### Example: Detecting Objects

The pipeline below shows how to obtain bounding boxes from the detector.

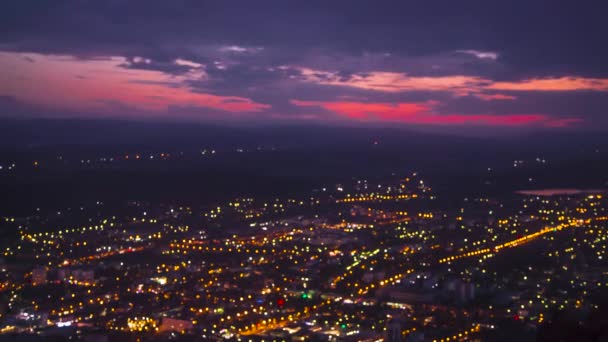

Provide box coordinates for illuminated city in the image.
[2,1,608,341]
[1,156,608,341]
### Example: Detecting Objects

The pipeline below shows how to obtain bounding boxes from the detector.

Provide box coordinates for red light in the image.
[513,315,520,321]
[277,298,285,307]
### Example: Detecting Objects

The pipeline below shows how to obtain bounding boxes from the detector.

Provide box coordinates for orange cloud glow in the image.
[298,68,487,95]
[488,77,608,92]
[297,67,608,96]
[474,93,517,101]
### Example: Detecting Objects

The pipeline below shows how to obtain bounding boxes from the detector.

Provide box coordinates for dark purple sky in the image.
[1,1,607,133]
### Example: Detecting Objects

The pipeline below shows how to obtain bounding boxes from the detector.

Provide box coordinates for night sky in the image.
[1,1,607,133]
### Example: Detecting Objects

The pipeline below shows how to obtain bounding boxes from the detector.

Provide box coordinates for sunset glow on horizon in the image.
[1,1,607,131]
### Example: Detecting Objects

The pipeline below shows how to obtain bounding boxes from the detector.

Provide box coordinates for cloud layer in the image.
[0,1,607,131]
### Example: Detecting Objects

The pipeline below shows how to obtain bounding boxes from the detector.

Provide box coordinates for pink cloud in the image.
[290,100,433,120]
[0,52,269,114]
[544,117,585,127]
[411,114,546,126]
[291,99,581,127]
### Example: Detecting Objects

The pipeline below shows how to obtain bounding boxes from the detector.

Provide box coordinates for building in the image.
[58,268,95,283]
[386,318,404,342]
[31,267,47,285]
[457,282,475,302]
[158,318,193,333]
